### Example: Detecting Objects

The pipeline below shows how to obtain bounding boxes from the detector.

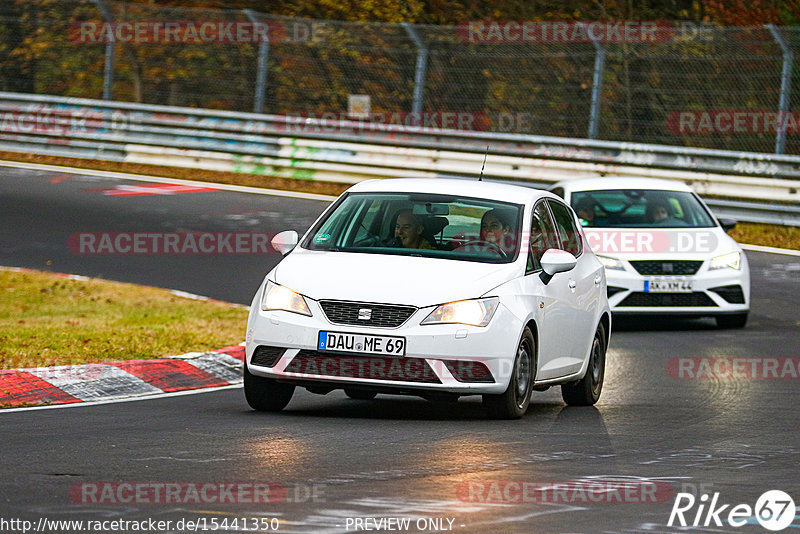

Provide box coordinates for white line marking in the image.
[169,289,248,308]
[0,383,242,414]
[171,289,209,301]
[742,243,800,257]
[0,159,337,202]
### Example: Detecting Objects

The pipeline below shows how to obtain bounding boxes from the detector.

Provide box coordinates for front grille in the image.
[442,360,494,383]
[251,345,285,368]
[607,286,626,298]
[618,292,717,307]
[710,284,746,304]
[284,350,441,383]
[630,260,703,276]
[319,300,416,328]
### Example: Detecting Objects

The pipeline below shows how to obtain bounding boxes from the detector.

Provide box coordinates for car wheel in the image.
[483,326,535,419]
[344,388,378,400]
[715,312,748,329]
[562,323,605,406]
[244,364,295,412]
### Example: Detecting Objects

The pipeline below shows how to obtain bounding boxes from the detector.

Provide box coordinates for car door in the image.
[521,200,578,381]
[547,199,602,365]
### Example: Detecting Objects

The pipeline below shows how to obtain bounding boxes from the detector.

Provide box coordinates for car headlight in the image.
[710,251,741,270]
[597,255,625,270]
[421,297,499,327]
[260,281,312,316]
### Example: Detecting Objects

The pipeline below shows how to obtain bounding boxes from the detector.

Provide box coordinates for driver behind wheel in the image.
[394,209,434,249]
[480,208,516,254]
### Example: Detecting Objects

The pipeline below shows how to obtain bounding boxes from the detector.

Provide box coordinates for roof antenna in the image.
[479,145,489,181]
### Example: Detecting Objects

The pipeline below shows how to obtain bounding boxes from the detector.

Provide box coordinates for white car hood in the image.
[273,249,521,307]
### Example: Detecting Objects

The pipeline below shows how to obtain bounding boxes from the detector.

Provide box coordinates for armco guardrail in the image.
[1,91,799,225]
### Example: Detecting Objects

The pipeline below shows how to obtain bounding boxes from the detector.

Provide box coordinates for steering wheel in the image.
[452,240,506,257]
[353,233,382,247]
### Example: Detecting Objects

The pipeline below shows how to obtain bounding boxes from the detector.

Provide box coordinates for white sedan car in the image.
[549,177,750,328]
[245,178,611,419]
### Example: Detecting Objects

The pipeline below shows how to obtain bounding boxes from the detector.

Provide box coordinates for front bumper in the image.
[246,298,523,395]
[605,261,749,315]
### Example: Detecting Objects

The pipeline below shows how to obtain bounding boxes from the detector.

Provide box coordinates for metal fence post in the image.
[401,23,428,115]
[244,10,269,114]
[92,0,115,100]
[588,39,606,140]
[767,25,793,155]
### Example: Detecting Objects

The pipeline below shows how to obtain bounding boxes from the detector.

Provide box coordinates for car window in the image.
[302,192,524,264]
[527,201,558,271]
[570,189,716,228]
[352,200,385,242]
[547,200,583,256]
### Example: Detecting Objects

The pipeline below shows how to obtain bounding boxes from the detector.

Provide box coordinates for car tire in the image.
[483,326,535,420]
[715,312,748,329]
[344,388,378,400]
[244,364,295,412]
[561,323,606,406]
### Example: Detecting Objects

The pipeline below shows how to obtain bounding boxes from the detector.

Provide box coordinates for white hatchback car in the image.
[245,178,611,419]
[549,177,750,328]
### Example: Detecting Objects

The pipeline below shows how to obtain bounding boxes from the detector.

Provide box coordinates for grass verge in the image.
[0,269,248,369]
[730,222,800,251]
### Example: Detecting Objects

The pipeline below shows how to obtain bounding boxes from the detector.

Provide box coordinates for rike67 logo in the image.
[669,490,796,531]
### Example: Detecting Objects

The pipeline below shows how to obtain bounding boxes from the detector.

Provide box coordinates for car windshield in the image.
[571,189,716,228]
[302,192,523,263]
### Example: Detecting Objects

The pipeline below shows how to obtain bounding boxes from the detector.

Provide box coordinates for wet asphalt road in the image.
[1,165,799,533]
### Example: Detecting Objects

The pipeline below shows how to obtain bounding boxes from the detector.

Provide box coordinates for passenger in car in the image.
[480,208,515,254]
[646,200,672,223]
[394,209,434,249]
[575,198,597,226]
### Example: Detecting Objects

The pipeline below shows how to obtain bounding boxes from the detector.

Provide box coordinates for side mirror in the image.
[271,230,298,256]
[718,218,737,233]
[539,249,577,284]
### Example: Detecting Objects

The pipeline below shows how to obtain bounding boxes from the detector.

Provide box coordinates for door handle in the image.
[568,280,577,289]
[594,275,602,285]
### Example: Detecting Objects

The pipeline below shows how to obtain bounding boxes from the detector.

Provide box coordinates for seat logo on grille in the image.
[663,263,674,273]
[358,308,372,320]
